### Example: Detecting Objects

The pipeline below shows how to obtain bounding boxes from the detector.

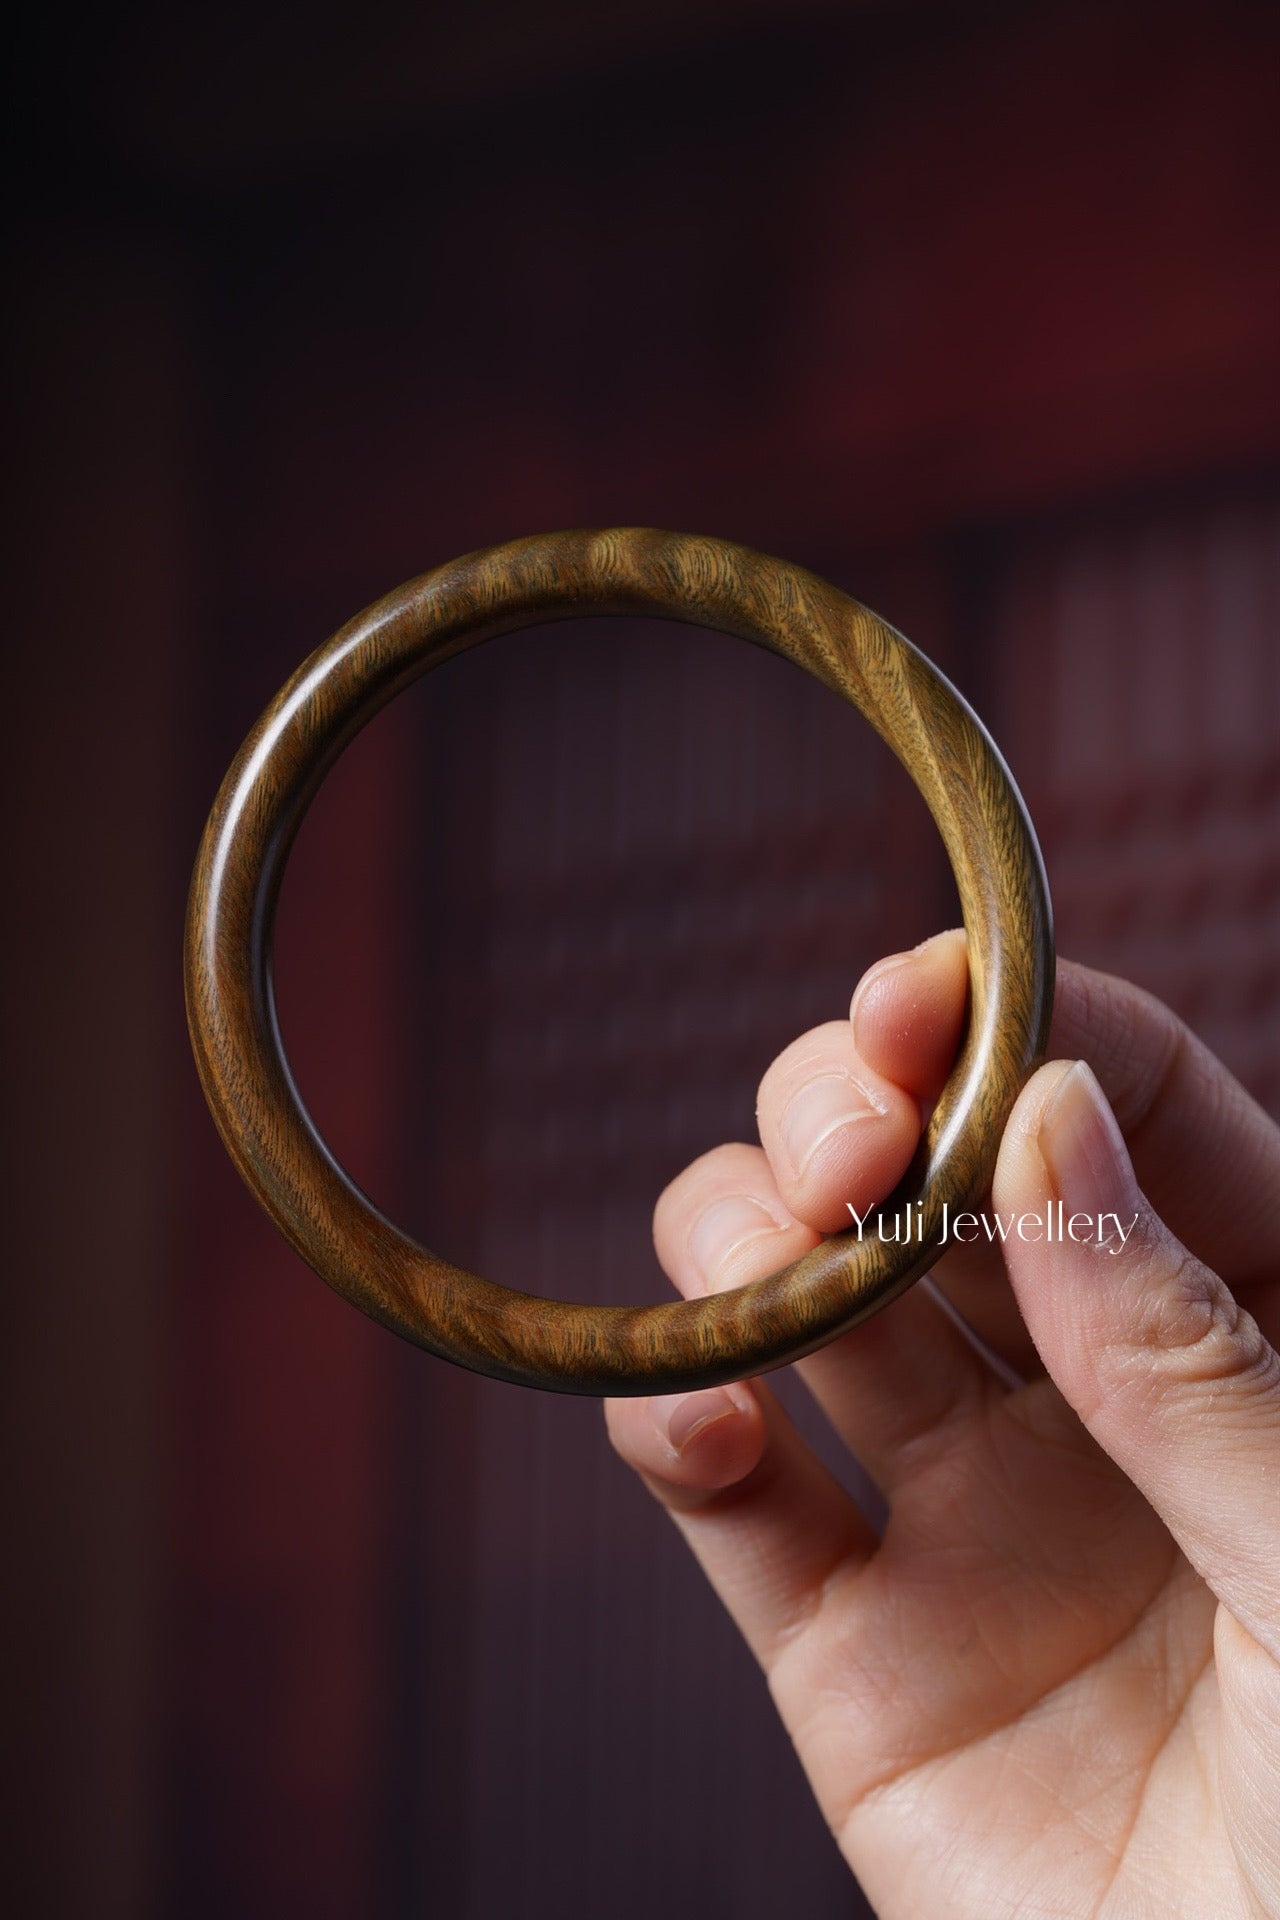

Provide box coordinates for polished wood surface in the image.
[184,529,1054,1394]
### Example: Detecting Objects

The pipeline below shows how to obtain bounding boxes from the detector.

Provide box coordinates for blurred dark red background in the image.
[6,2,1278,1915]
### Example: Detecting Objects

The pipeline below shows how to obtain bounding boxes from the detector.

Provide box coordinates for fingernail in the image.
[780,1072,885,1178]
[688,1194,788,1287]
[652,1388,746,1455]
[850,948,915,1039]
[1039,1061,1142,1226]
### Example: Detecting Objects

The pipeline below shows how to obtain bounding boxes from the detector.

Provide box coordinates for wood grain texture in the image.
[184,529,1054,1395]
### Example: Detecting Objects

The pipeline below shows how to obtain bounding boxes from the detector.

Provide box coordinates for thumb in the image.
[993,1058,1280,1658]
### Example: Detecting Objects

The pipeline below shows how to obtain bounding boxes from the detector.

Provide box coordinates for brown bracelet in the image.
[184,528,1054,1396]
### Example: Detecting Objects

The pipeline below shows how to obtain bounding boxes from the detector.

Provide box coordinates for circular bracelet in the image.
[184,528,1053,1395]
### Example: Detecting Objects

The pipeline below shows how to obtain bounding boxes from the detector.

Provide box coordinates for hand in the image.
[605,932,1280,1918]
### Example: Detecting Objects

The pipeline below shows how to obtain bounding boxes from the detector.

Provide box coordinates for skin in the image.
[605,931,1280,1919]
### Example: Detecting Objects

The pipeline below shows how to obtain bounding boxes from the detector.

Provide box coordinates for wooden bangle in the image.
[185,529,1054,1396]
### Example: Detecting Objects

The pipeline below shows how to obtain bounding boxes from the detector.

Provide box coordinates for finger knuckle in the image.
[1117,1243,1276,1399]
